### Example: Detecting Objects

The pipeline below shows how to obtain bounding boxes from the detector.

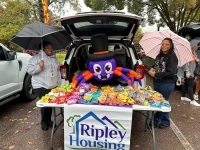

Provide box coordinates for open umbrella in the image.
[139,30,193,67]
[190,37,200,48]
[9,22,72,59]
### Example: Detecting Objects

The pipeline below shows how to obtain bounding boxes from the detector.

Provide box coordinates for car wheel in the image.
[21,74,37,102]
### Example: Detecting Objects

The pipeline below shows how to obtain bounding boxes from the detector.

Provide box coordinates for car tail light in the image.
[60,65,67,79]
[136,65,145,79]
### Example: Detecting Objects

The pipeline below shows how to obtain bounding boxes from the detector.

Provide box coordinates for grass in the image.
[56,53,66,64]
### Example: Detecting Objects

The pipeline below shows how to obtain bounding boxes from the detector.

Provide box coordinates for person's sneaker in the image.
[194,94,198,100]
[181,97,191,101]
[190,100,200,106]
[41,121,48,131]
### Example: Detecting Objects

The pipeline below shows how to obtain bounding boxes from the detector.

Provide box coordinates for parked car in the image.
[56,11,146,88]
[178,23,200,38]
[136,49,145,58]
[0,43,37,106]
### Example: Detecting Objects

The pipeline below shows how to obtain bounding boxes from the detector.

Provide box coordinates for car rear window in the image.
[62,16,137,37]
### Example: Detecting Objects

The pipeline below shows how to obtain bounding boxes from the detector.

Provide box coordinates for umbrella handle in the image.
[41,39,43,60]
[41,50,44,61]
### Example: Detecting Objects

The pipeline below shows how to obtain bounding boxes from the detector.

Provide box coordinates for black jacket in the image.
[153,50,178,83]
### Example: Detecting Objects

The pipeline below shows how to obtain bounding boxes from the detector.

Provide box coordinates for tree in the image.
[0,0,32,47]
[133,28,143,46]
[48,0,81,16]
[84,0,200,32]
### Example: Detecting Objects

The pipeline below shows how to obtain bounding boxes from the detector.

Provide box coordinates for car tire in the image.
[21,74,37,102]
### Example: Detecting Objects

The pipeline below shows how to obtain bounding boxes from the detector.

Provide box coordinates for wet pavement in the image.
[0,75,200,150]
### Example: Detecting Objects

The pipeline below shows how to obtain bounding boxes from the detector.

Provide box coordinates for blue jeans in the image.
[153,81,175,126]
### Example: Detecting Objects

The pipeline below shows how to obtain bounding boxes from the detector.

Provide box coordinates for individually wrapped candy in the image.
[107,92,118,105]
[67,95,81,105]
[114,85,124,92]
[151,92,163,102]
[162,100,171,108]
[101,86,113,93]
[149,101,162,108]
[78,99,91,104]
[48,97,58,103]
[121,88,131,97]
[128,90,137,99]
[126,97,135,105]
[143,100,150,106]
[56,96,66,104]
[83,93,93,100]
[78,83,91,90]
[134,93,146,105]
[98,92,108,105]
[40,94,50,103]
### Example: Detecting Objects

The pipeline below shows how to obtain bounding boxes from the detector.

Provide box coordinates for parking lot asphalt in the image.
[0,75,200,150]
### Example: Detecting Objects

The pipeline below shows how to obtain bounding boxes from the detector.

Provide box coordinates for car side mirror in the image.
[7,50,16,60]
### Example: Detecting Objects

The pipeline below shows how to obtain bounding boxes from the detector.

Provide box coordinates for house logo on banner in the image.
[66,111,127,150]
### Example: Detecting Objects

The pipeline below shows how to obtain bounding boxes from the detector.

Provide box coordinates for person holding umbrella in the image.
[27,41,61,130]
[148,38,178,129]
[180,43,200,106]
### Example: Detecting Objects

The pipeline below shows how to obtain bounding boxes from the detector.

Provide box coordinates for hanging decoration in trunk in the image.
[72,33,142,87]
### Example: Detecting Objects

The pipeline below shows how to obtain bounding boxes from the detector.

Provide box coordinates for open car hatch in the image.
[56,11,144,41]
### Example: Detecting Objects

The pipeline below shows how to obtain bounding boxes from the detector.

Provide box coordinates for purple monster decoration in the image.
[72,33,142,87]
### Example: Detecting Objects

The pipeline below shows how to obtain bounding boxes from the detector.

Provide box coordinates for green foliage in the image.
[0,0,32,46]
[133,28,143,45]
[84,0,200,32]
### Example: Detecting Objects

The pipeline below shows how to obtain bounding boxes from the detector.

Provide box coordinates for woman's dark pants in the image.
[153,81,175,127]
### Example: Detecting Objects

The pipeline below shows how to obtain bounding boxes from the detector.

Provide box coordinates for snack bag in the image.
[40,94,50,103]
[162,100,171,108]
[107,92,118,105]
[90,91,101,104]
[151,92,163,102]
[114,85,124,92]
[143,100,150,106]
[149,101,162,108]
[83,93,93,100]
[134,93,146,105]
[98,92,108,105]
[128,90,137,99]
[48,97,58,103]
[56,96,66,104]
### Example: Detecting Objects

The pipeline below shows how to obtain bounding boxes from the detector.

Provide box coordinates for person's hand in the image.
[148,69,156,77]
[39,60,44,68]
[186,73,191,78]
[149,68,155,72]
[194,56,199,62]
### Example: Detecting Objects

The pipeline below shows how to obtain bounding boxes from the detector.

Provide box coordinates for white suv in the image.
[0,43,36,106]
[57,11,146,88]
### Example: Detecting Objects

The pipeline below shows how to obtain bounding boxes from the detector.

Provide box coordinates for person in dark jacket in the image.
[148,38,178,129]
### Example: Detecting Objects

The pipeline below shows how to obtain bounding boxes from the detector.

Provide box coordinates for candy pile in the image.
[39,83,170,108]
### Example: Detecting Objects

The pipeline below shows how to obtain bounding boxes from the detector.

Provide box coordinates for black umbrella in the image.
[178,23,200,38]
[9,22,72,51]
